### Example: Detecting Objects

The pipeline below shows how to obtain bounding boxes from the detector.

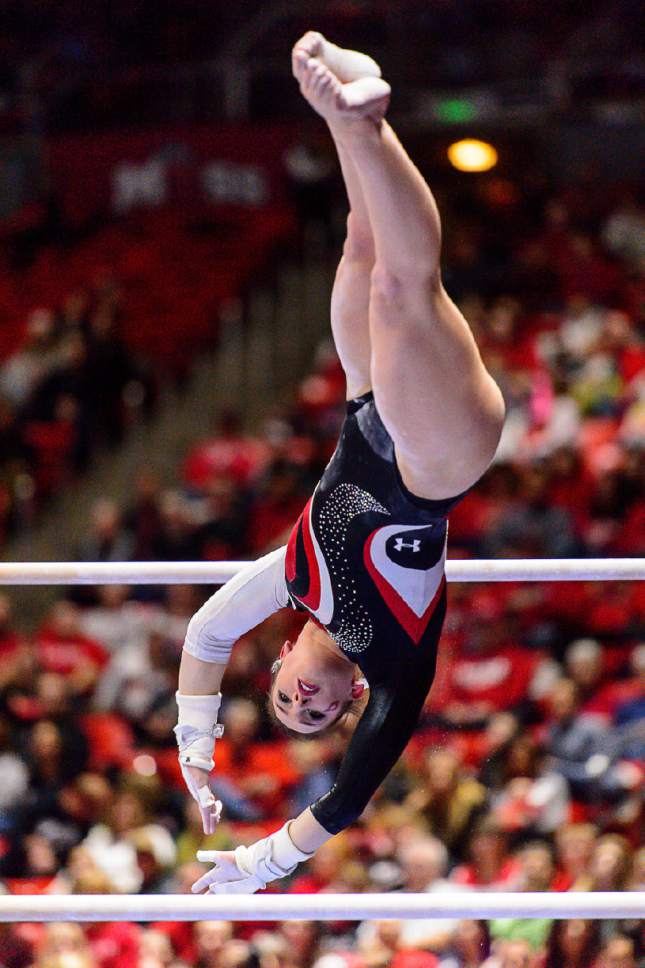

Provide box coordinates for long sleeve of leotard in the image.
[310,623,444,835]
[183,546,289,664]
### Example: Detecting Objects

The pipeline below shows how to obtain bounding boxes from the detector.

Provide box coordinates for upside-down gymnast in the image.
[174,31,506,895]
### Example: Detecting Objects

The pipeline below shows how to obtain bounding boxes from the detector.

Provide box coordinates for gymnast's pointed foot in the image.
[293,30,382,82]
[292,31,391,124]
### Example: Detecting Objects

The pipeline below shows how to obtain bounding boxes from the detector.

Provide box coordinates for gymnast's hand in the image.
[174,691,224,835]
[182,764,222,836]
[192,822,314,895]
[191,849,264,895]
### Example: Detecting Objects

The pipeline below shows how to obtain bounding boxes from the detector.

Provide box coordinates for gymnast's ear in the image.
[279,640,294,659]
[350,679,365,700]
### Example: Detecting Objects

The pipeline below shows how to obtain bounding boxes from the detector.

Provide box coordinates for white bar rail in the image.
[0,891,643,922]
[0,558,642,585]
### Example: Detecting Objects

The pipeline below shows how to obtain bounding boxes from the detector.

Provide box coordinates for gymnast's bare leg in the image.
[293,33,505,500]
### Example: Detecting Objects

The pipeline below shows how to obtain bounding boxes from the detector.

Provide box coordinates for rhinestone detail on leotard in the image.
[318,483,389,653]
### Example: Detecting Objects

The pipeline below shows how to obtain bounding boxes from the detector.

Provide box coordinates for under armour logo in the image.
[394,538,421,553]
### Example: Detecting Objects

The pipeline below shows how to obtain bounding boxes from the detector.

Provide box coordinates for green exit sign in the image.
[434,98,477,123]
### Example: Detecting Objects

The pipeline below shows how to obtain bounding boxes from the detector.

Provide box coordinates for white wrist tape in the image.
[235,822,314,886]
[272,821,315,869]
[174,691,224,772]
[176,691,222,729]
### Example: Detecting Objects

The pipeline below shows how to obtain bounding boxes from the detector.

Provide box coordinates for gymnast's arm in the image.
[179,545,289,688]
[188,556,447,888]
[190,649,441,893]
[289,647,441,853]
[176,546,289,831]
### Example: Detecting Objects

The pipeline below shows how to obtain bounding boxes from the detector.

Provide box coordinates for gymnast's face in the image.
[271,622,363,734]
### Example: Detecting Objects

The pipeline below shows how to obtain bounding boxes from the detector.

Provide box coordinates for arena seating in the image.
[0,203,295,541]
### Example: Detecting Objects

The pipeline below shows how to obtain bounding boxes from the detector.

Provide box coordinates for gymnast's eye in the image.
[278,691,290,704]
[308,710,325,722]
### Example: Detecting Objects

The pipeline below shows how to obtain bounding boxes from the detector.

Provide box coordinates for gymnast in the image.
[175,31,505,894]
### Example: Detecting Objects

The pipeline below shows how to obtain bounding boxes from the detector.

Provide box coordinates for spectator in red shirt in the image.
[546,447,594,534]
[245,459,307,552]
[183,410,270,491]
[0,925,33,968]
[35,601,108,694]
[67,865,143,968]
[86,920,142,968]
[23,393,79,497]
[556,234,620,303]
[358,921,439,968]
[429,598,546,727]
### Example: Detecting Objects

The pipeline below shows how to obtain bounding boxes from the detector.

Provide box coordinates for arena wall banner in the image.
[46,124,297,225]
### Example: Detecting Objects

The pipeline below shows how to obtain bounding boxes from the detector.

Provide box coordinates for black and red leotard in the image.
[284,391,463,832]
[184,391,464,834]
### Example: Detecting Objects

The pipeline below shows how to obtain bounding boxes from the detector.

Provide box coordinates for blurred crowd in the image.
[0,0,641,131]
[0,203,295,547]
[0,166,643,967]
[0,286,154,542]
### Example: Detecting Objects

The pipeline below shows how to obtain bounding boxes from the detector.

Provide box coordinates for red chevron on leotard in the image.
[363,528,446,645]
[285,497,321,612]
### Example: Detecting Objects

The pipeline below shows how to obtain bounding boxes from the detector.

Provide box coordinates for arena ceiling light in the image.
[447,138,498,172]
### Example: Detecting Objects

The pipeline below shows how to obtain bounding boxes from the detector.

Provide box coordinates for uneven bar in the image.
[0,892,643,923]
[0,558,642,585]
